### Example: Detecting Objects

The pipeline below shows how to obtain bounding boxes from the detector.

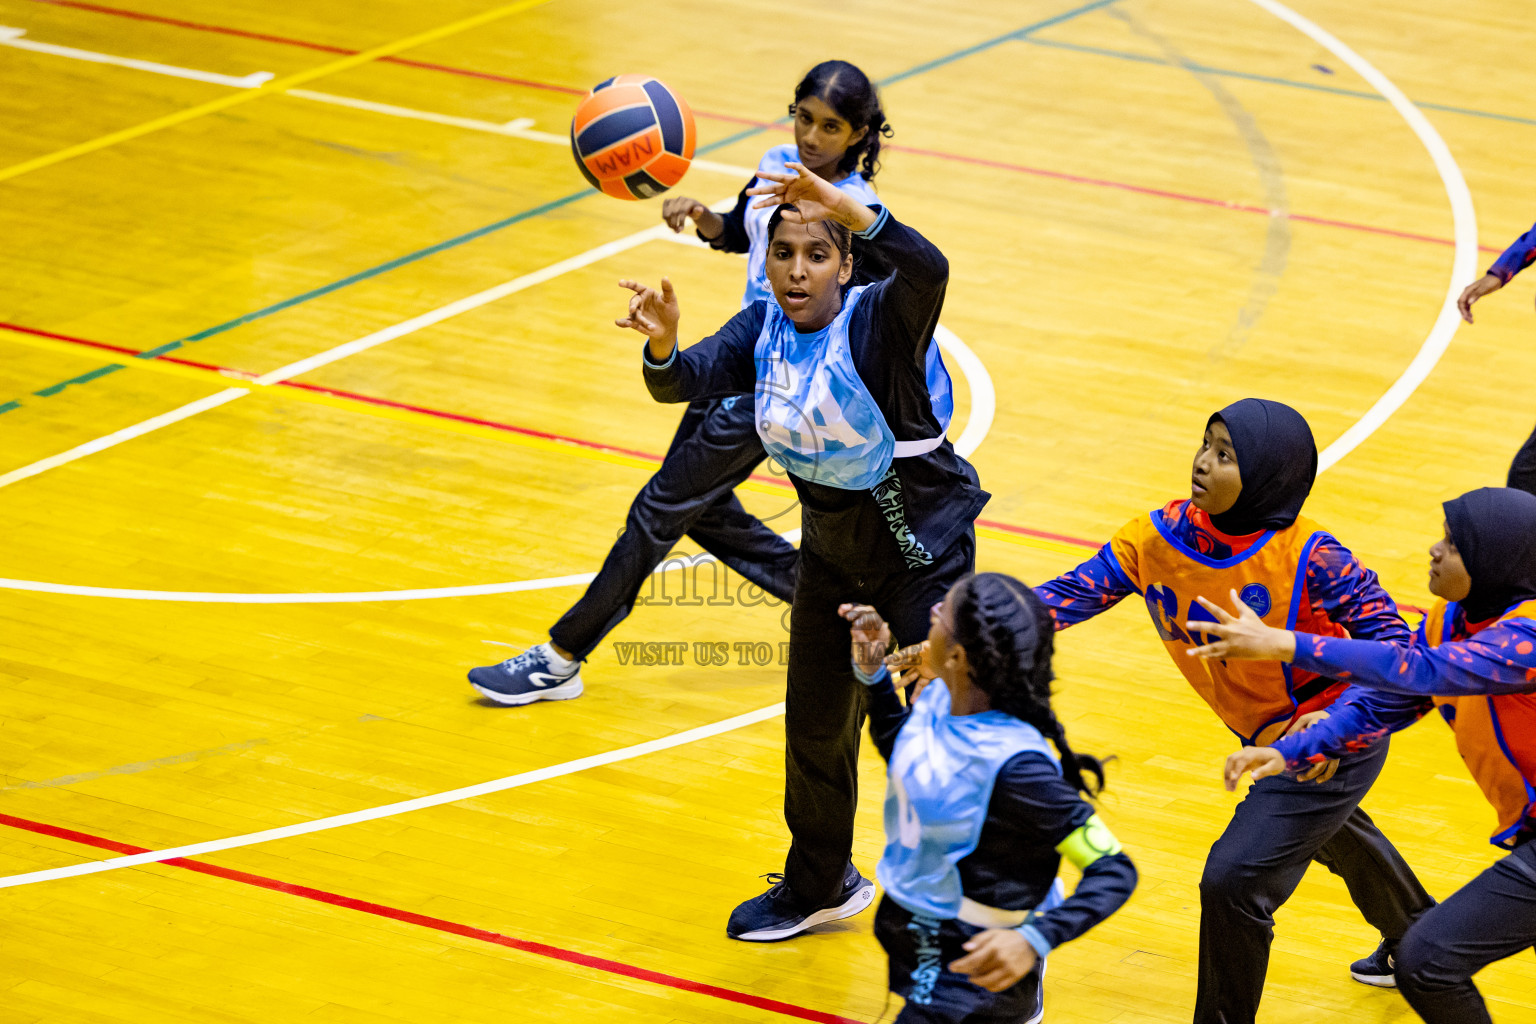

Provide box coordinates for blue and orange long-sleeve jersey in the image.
[1490,222,1536,285]
[1036,499,1409,743]
[1274,600,1536,846]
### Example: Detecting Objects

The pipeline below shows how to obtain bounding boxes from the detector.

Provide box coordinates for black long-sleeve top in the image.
[867,675,1138,952]
[643,211,989,571]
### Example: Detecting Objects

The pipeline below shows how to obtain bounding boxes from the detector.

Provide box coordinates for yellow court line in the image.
[0,0,555,184]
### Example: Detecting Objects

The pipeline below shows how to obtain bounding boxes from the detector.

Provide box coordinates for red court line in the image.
[24,0,1502,255]
[0,318,1444,614]
[0,813,864,1024]
[0,320,1101,550]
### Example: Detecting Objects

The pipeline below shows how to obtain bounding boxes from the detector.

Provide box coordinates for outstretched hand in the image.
[1184,591,1297,663]
[745,162,876,232]
[616,277,680,356]
[1457,273,1503,323]
[840,603,891,679]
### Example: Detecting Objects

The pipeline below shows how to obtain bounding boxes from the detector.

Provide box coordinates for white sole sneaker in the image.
[472,676,583,706]
[734,880,875,941]
[1350,970,1397,988]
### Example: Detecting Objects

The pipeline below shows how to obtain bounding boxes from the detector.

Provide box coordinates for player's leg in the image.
[1310,796,1436,986]
[1194,741,1398,1024]
[469,400,782,704]
[728,543,872,940]
[1395,840,1536,1023]
[678,398,798,602]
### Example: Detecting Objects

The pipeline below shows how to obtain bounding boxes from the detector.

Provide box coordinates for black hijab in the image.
[1443,487,1536,622]
[1206,398,1318,535]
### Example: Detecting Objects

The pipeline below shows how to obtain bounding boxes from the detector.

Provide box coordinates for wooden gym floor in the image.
[1,0,1534,1020]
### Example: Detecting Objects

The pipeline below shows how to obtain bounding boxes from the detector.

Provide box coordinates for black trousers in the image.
[1195,739,1435,1024]
[875,896,1044,1024]
[1396,839,1536,1023]
[549,399,799,660]
[1508,421,1536,497]
[782,529,975,907]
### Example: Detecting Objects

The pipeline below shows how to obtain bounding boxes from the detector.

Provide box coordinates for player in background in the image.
[1201,487,1536,1024]
[843,574,1136,1023]
[1032,398,1434,1023]
[1457,221,1536,495]
[467,60,950,705]
[623,163,985,940]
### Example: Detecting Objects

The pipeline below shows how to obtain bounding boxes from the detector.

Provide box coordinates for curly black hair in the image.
[789,60,893,183]
[950,572,1108,797]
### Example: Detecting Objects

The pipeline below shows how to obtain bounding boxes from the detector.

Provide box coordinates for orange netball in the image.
[570,74,696,200]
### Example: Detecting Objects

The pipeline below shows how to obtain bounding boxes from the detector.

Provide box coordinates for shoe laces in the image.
[760,872,790,897]
[490,646,541,670]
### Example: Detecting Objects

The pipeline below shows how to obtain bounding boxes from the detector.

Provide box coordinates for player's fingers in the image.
[1192,595,1230,622]
[660,276,675,300]
[617,278,646,294]
[885,643,924,670]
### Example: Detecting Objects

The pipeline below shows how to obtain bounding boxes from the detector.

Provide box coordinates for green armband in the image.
[1055,814,1122,869]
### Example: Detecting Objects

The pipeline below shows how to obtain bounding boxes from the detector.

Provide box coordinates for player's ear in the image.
[837,252,854,286]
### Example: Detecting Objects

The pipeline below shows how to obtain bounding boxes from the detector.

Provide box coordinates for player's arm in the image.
[1227,687,1432,787]
[1034,541,1138,631]
[1459,220,1536,322]
[949,757,1136,993]
[1304,536,1411,643]
[631,291,762,403]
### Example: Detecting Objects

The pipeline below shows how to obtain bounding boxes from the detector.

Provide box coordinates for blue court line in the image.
[2,0,1116,414]
[1023,37,1536,128]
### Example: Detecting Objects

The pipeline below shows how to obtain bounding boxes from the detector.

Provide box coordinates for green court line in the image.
[1,0,1118,416]
[1023,36,1536,128]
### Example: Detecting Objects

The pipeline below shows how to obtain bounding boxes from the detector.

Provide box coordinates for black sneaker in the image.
[1350,939,1397,988]
[726,863,874,941]
[467,643,582,706]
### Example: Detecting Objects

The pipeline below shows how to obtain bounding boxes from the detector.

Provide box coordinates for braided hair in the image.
[950,573,1108,797]
[789,60,893,183]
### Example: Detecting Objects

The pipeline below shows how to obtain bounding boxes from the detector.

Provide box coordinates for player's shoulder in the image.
[756,144,800,177]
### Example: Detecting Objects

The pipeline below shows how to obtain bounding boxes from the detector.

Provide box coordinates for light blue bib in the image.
[741,145,952,435]
[754,286,943,489]
[877,680,1060,921]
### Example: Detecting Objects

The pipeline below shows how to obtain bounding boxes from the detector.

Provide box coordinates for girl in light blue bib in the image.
[842,574,1137,1023]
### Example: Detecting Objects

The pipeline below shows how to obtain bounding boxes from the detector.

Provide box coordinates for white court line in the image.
[0,27,756,180]
[0,215,732,492]
[0,320,989,600]
[0,3,1476,893]
[0,702,786,890]
[1243,0,1476,471]
[287,89,756,180]
[0,26,273,88]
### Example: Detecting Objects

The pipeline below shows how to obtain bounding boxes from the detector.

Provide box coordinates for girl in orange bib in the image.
[1034,398,1434,1024]
[1209,487,1536,1023]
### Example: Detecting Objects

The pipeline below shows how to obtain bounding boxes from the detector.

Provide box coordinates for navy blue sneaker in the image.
[468,643,582,706]
[1350,939,1397,987]
[726,863,874,941]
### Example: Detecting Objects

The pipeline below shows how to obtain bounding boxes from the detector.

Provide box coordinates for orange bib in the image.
[1426,599,1536,848]
[1110,510,1348,744]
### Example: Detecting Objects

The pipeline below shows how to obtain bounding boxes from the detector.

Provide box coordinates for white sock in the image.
[542,643,575,671]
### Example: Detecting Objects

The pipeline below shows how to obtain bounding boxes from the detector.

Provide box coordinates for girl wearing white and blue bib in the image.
[627,164,989,940]
[842,574,1136,1022]
[467,61,949,706]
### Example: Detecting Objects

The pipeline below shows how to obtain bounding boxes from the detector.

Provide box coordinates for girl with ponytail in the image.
[840,573,1136,1022]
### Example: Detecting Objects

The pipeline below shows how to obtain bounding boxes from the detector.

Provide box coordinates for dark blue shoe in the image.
[1350,939,1397,988]
[468,643,582,706]
[726,862,874,941]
